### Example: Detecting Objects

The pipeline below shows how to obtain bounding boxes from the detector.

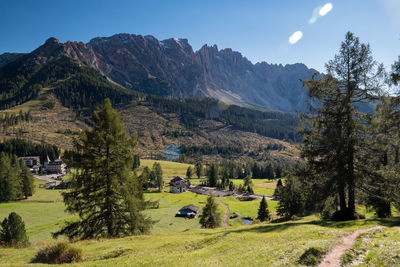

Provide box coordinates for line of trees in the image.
[138,162,163,192]
[0,138,60,163]
[190,160,292,182]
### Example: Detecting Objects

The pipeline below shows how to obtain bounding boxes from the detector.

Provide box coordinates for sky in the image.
[1,0,399,71]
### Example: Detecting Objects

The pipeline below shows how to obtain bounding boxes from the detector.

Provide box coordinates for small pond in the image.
[242,219,253,225]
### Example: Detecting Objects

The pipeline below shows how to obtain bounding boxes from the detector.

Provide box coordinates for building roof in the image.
[170,176,185,184]
[180,204,200,213]
[19,156,40,160]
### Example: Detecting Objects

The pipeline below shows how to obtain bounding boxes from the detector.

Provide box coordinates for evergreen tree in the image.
[276,175,305,218]
[265,164,275,180]
[244,175,252,187]
[19,162,34,198]
[257,196,270,222]
[132,155,140,170]
[0,153,20,201]
[199,196,221,228]
[274,179,283,199]
[229,181,235,191]
[186,166,193,179]
[0,212,29,247]
[152,162,163,192]
[246,185,254,194]
[275,165,282,179]
[53,99,154,240]
[207,164,219,187]
[300,32,383,220]
[138,166,151,190]
[195,162,203,179]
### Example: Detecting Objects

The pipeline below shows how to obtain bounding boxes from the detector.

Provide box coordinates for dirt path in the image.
[318,226,383,267]
[217,198,230,227]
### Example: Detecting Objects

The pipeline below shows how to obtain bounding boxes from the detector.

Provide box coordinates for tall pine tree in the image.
[54,99,154,240]
[301,32,383,220]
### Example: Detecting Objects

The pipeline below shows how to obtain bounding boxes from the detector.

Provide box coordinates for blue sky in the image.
[1,0,399,71]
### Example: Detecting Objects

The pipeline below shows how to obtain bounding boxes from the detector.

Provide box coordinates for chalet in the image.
[177,204,200,218]
[170,176,188,193]
[44,156,66,174]
[19,156,41,172]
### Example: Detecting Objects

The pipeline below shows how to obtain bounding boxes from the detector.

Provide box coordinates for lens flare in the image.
[289,31,303,44]
[319,3,333,16]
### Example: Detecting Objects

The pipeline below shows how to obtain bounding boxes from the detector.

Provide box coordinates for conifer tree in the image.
[257,196,270,222]
[132,155,140,170]
[152,162,163,192]
[195,162,203,179]
[0,153,20,201]
[246,185,254,194]
[0,212,29,247]
[19,162,34,199]
[301,32,383,220]
[199,195,221,228]
[207,164,218,187]
[186,166,193,179]
[244,175,252,187]
[54,99,154,240]
[275,165,282,179]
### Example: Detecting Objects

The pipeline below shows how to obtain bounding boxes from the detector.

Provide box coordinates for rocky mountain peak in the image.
[0,33,318,112]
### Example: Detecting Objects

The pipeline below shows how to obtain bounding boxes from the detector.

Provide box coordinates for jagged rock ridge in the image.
[0,34,318,112]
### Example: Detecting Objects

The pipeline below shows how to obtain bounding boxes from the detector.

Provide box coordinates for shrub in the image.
[298,247,323,266]
[31,242,83,264]
[0,212,29,247]
[42,101,55,110]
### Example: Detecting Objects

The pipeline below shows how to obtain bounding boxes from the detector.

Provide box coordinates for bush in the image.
[31,242,83,264]
[0,212,29,247]
[298,247,323,266]
[42,101,55,110]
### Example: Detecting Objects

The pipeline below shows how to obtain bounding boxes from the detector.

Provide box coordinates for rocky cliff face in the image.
[1,34,318,112]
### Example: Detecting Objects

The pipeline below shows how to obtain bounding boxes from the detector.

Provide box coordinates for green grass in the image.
[3,217,399,266]
[1,167,399,266]
[221,197,279,220]
[0,202,74,242]
[341,227,400,266]
[21,179,64,202]
[139,159,194,177]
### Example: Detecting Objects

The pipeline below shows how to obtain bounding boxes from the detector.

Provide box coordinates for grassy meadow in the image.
[0,159,399,266]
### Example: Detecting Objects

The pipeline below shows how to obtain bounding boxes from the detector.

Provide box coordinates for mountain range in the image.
[0,33,317,112]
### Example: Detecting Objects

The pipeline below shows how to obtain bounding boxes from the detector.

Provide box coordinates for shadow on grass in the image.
[219,216,400,235]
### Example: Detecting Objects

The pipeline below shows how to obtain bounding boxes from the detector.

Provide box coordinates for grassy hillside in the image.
[0,216,398,266]
[0,90,300,163]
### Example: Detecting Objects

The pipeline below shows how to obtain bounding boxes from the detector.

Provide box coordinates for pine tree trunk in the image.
[347,148,356,216]
[105,146,113,237]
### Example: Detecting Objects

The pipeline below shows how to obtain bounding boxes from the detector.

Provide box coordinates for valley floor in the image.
[0,160,399,266]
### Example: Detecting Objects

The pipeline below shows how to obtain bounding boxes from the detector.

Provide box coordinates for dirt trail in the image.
[217,198,230,227]
[318,226,383,267]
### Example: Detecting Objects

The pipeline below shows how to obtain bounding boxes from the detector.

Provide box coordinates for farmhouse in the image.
[170,176,188,193]
[177,204,200,218]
